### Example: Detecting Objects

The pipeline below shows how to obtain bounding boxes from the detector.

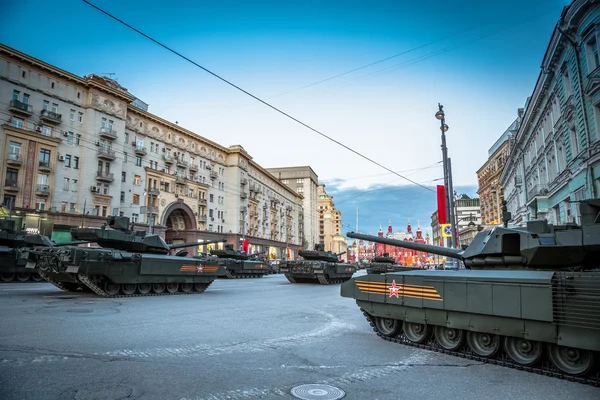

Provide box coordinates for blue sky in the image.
[0,0,571,238]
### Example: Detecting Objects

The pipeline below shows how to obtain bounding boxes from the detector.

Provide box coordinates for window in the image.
[209,194,214,202]
[70,109,75,121]
[6,168,18,185]
[36,201,46,211]
[71,179,78,192]
[3,195,16,208]
[570,127,579,157]
[563,69,572,98]
[133,194,140,205]
[43,100,49,110]
[296,178,303,184]
[133,175,141,185]
[11,117,23,129]
[101,117,107,128]
[102,183,109,195]
[64,155,71,167]
[66,131,74,144]
[39,149,50,165]
[124,132,129,144]
[297,186,304,193]
[108,119,113,129]
[120,191,125,203]
[63,177,70,191]
[9,141,21,157]
[102,206,108,217]
[122,171,126,182]
[22,93,29,104]
[123,152,128,163]
[136,156,142,166]
[73,156,79,169]
[12,90,19,100]
[42,125,52,137]
[51,103,58,113]
[78,112,83,123]
[282,179,289,184]
[586,36,600,72]
[75,134,81,145]
[132,213,139,223]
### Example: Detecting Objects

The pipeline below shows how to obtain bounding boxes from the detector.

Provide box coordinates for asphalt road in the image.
[1,271,598,400]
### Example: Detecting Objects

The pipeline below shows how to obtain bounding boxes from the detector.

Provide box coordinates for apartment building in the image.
[500,0,600,226]
[265,166,319,249]
[0,44,303,257]
[317,184,347,260]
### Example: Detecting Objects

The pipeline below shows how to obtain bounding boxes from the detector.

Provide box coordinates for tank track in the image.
[223,270,266,279]
[360,308,600,387]
[284,274,296,283]
[317,274,352,285]
[76,273,213,298]
[37,270,81,292]
[0,271,44,283]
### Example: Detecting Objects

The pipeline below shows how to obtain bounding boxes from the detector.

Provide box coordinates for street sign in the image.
[441,224,452,238]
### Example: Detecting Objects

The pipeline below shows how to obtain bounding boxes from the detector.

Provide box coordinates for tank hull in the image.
[217,259,269,278]
[0,253,43,282]
[281,260,356,284]
[25,247,226,297]
[341,269,600,383]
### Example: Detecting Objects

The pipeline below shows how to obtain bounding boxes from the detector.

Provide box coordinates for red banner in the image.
[242,239,249,253]
[437,185,447,224]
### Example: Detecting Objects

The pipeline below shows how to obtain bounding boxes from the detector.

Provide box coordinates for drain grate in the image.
[290,384,345,400]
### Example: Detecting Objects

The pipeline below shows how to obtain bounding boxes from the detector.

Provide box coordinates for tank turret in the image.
[0,219,87,248]
[210,243,254,260]
[347,199,600,271]
[371,252,395,264]
[69,216,210,254]
[298,243,346,263]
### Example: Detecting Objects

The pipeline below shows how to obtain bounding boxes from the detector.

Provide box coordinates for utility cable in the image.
[82,0,435,193]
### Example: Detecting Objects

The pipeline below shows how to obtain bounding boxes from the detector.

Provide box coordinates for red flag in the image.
[242,239,249,253]
[437,185,447,224]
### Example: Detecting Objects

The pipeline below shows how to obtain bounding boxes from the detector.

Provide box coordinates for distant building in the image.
[316,184,347,260]
[500,0,600,226]
[477,116,520,225]
[430,210,441,246]
[454,194,481,232]
[266,166,319,249]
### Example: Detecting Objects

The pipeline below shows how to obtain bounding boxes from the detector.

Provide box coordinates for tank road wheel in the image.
[403,322,432,344]
[194,283,208,293]
[435,326,465,351]
[121,284,137,295]
[137,283,151,294]
[152,283,166,294]
[104,281,120,296]
[166,283,179,293]
[504,337,543,366]
[467,332,501,357]
[31,273,44,282]
[374,317,402,337]
[1,272,16,282]
[548,344,595,376]
[16,272,31,282]
[180,283,193,293]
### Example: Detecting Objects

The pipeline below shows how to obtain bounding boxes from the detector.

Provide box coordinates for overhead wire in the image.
[82,0,436,193]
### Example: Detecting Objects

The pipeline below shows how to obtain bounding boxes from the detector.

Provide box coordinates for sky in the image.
[0,0,572,239]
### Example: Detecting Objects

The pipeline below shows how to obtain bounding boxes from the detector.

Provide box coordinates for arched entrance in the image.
[161,200,197,246]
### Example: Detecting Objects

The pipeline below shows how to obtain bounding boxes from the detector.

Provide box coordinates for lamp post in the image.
[435,104,457,248]
[144,188,159,234]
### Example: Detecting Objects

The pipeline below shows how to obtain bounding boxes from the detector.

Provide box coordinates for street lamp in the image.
[435,103,457,248]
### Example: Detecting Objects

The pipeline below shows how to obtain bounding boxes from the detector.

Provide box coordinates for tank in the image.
[280,243,356,284]
[23,216,228,297]
[340,199,600,384]
[0,219,87,283]
[366,252,422,274]
[210,244,269,278]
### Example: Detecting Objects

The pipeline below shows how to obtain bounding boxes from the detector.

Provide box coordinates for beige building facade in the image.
[266,166,319,249]
[0,44,302,257]
[476,117,519,225]
[317,184,347,260]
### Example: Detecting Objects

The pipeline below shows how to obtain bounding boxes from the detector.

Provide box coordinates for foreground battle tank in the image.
[0,219,86,282]
[24,216,227,297]
[281,244,356,284]
[211,244,269,278]
[342,199,600,384]
[366,252,421,274]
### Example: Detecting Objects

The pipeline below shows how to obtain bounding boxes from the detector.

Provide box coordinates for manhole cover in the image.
[67,309,93,313]
[291,384,345,400]
[72,383,140,399]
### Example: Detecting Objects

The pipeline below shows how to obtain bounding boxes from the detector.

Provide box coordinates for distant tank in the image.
[341,199,600,384]
[0,219,86,283]
[24,215,227,297]
[366,252,421,274]
[210,244,269,278]
[281,244,356,284]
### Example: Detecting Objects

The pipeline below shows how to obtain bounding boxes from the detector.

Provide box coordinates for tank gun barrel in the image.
[347,232,464,260]
[169,239,226,250]
[52,240,89,247]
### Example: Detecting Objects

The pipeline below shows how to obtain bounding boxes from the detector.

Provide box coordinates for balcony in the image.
[176,159,188,169]
[527,184,549,202]
[35,184,50,197]
[6,153,22,166]
[210,170,218,179]
[99,128,118,140]
[148,188,160,196]
[240,178,248,186]
[189,164,198,172]
[9,99,33,116]
[38,160,51,172]
[199,215,207,222]
[4,180,19,192]
[199,198,207,205]
[175,176,186,185]
[134,145,147,156]
[240,191,248,199]
[40,109,62,124]
[97,148,116,160]
[163,154,174,164]
[96,171,115,182]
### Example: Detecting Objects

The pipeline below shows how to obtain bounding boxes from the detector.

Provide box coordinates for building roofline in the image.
[265,165,319,178]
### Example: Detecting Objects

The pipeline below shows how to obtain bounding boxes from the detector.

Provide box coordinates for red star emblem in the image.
[196,265,204,273]
[388,280,400,298]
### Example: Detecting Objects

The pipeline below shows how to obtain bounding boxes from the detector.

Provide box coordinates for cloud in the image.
[323,183,478,243]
